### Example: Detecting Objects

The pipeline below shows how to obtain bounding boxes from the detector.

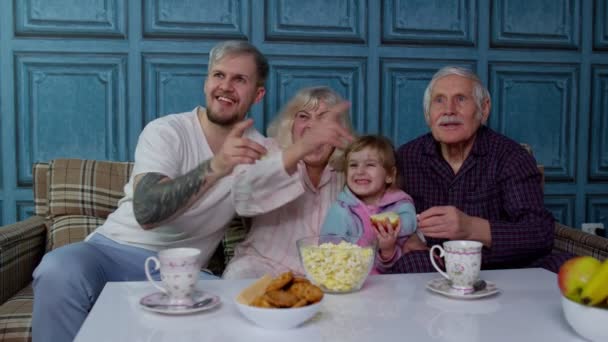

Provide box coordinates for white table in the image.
[75,268,583,342]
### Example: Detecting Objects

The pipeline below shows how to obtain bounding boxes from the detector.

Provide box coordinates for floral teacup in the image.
[144,248,202,304]
[430,240,482,293]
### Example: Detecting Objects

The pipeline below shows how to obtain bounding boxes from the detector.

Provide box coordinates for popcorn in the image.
[300,241,374,292]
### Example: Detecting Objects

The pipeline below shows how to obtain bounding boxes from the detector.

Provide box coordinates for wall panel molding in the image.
[265,0,366,43]
[15,0,126,38]
[382,0,476,46]
[491,0,579,49]
[265,57,366,132]
[380,59,476,147]
[15,53,127,186]
[143,54,208,124]
[16,201,34,221]
[1,0,607,230]
[587,195,608,229]
[544,195,575,226]
[589,65,608,180]
[143,0,248,39]
[489,63,577,182]
[594,0,608,50]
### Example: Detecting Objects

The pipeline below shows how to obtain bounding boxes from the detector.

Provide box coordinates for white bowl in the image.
[234,299,321,330]
[561,295,608,341]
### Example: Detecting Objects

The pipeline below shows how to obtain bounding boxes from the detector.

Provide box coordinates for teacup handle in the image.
[144,256,167,294]
[430,245,450,281]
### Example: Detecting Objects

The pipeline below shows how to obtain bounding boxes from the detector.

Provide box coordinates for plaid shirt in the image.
[394,126,555,270]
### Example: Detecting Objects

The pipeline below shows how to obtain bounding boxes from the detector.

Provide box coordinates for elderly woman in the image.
[223,86,354,279]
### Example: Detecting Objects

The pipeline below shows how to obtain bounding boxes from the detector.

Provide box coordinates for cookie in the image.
[264,290,299,308]
[291,299,308,308]
[288,282,324,303]
[266,271,294,291]
[251,295,275,308]
[293,276,311,284]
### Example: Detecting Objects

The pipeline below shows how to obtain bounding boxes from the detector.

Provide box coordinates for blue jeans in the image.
[32,233,218,342]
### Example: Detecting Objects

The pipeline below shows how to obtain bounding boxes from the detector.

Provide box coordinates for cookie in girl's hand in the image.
[370,212,399,226]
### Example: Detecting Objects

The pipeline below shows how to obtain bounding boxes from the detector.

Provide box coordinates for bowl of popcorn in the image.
[297,235,376,293]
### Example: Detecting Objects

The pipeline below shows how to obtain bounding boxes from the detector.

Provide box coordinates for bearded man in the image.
[32,40,271,342]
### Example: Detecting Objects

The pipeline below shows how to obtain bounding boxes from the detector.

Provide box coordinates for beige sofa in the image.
[0,158,607,341]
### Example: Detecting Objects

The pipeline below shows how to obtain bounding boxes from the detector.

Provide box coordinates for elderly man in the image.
[391,66,570,274]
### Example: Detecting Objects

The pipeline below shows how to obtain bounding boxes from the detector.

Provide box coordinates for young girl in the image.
[321,135,426,273]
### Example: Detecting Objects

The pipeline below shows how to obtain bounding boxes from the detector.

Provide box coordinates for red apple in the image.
[558,256,601,303]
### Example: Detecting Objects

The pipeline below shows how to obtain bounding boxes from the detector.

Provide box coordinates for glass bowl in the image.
[297,235,376,293]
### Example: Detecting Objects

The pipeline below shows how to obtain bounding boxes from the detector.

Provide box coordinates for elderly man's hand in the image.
[416,206,474,240]
[416,206,492,246]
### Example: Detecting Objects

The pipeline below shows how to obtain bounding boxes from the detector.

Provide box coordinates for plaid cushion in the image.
[33,163,49,217]
[0,285,32,342]
[205,216,250,276]
[222,216,250,264]
[0,217,46,305]
[555,223,608,261]
[48,159,133,219]
[46,215,105,252]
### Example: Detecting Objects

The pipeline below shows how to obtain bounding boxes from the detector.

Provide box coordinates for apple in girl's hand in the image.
[370,212,400,226]
[558,256,602,303]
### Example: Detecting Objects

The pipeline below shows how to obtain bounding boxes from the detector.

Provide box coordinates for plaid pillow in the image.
[555,223,608,261]
[33,163,50,217]
[46,215,105,251]
[0,285,33,342]
[222,216,250,264]
[47,159,133,219]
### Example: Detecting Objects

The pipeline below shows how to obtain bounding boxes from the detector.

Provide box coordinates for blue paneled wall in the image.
[0,0,607,230]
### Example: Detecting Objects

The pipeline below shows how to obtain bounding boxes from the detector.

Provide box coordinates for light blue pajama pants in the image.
[31,233,217,342]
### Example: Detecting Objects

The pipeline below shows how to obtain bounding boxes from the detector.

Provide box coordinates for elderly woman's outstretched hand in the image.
[296,101,354,156]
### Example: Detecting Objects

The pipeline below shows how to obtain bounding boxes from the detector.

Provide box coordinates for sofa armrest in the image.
[554,222,608,261]
[0,216,47,304]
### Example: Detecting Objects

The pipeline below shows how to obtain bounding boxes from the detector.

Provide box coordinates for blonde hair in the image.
[344,135,399,189]
[208,40,269,87]
[267,86,354,170]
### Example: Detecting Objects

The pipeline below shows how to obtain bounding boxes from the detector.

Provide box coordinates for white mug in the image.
[429,240,482,292]
[144,248,202,304]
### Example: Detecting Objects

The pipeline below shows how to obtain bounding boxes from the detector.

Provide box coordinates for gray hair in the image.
[423,66,490,123]
[267,86,354,170]
[208,40,269,87]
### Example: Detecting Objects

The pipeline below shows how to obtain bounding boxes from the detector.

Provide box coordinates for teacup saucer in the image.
[426,278,500,300]
[139,290,221,314]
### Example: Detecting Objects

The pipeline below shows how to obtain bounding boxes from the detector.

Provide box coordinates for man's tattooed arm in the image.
[133,159,218,229]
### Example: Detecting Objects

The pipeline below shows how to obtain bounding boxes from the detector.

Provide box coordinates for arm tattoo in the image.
[133,160,214,227]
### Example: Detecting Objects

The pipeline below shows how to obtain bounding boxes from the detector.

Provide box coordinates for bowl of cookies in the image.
[297,234,376,293]
[235,272,324,330]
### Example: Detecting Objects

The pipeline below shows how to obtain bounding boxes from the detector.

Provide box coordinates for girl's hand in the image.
[373,218,401,258]
[401,233,429,254]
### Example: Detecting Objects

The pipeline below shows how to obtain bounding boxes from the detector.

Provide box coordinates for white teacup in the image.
[145,248,202,304]
[429,240,482,292]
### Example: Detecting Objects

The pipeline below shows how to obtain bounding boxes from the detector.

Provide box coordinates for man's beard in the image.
[206,107,243,127]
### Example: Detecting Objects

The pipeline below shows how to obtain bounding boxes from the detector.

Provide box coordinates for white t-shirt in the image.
[90,107,266,266]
